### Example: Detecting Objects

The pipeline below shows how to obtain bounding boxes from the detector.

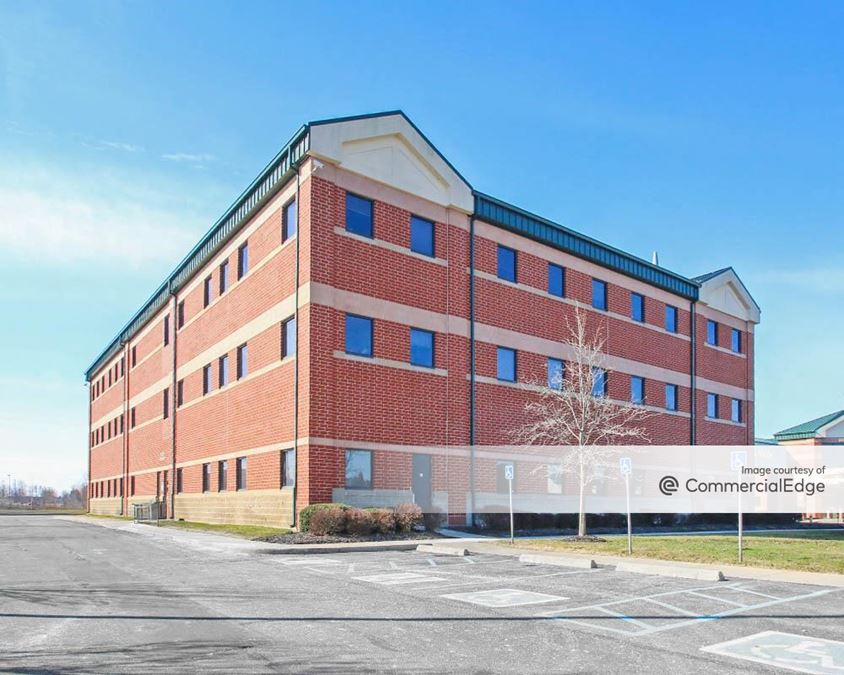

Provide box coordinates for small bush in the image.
[394,502,423,532]
[423,510,446,531]
[367,508,397,534]
[300,503,350,532]
[346,508,374,536]
[308,507,347,536]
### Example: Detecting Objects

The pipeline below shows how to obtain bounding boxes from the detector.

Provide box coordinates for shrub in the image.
[300,503,350,532]
[423,510,446,531]
[367,508,397,534]
[345,508,374,536]
[394,502,423,532]
[308,507,347,536]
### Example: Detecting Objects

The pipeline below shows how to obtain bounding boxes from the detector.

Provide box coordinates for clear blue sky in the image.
[1,1,842,491]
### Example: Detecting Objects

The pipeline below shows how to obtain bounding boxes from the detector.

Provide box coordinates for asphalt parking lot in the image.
[1,515,842,674]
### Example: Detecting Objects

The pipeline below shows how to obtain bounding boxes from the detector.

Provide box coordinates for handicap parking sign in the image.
[504,464,514,481]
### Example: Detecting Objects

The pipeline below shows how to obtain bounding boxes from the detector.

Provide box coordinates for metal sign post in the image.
[505,463,515,545]
[620,458,632,555]
[731,450,747,563]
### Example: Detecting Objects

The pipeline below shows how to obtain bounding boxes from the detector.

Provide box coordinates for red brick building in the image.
[85,111,760,526]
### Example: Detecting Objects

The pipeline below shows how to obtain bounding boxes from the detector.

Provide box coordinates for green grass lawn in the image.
[517,530,844,574]
[159,519,292,540]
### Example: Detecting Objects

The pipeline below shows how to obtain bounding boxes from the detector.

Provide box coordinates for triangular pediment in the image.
[307,112,473,212]
[697,268,761,323]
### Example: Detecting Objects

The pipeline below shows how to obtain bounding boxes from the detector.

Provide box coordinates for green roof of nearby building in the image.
[774,410,844,441]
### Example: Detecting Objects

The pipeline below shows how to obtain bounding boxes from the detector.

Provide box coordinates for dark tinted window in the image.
[548,263,565,297]
[410,328,434,367]
[731,328,742,353]
[497,347,516,382]
[237,242,249,279]
[410,216,434,256]
[497,245,516,282]
[282,449,295,487]
[631,293,645,322]
[707,320,718,345]
[345,315,373,357]
[665,305,678,333]
[345,450,372,489]
[592,279,607,311]
[346,193,373,237]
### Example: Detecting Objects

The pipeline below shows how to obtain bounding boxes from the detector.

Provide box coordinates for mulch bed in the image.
[259,530,445,545]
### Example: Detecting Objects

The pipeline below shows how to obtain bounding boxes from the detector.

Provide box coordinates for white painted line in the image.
[687,591,747,607]
[353,572,445,585]
[640,597,701,617]
[547,616,641,636]
[279,558,343,566]
[442,588,568,608]
[420,568,600,593]
[702,630,844,674]
[727,585,782,600]
[594,605,652,629]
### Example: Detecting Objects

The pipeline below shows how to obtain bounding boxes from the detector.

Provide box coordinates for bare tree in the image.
[516,305,652,537]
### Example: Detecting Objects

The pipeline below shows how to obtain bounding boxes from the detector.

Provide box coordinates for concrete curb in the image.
[256,541,429,555]
[519,553,597,569]
[615,560,725,581]
[417,544,469,556]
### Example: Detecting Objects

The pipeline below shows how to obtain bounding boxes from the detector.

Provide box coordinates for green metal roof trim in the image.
[474,192,700,300]
[85,125,310,380]
[774,410,844,441]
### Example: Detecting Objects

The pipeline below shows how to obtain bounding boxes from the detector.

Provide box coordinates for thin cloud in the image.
[751,267,844,294]
[99,140,143,152]
[162,152,215,164]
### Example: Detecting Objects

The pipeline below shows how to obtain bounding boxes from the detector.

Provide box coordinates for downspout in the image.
[169,285,178,519]
[468,215,476,526]
[291,165,302,529]
[689,301,697,445]
[87,383,92,513]
[121,343,128,515]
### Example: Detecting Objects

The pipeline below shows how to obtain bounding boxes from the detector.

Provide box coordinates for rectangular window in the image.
[592,368,607,397]
[631,293,645,322]
[202,463,211,493]
[410,328,434,368]
[731,398,742,423]
[203,364,212,395]
[631,376,645,404]
[281,317,296,359]
[496,347,516,382]
[203,276,212,308]
[120,358,124,377]
[548,263,565,297]
[107,421,111,440]
[346,193,373,237]
[218,355,229,388]
[237,241,249,279]
[108,370,112,387]
[547,358,564,390]
[130,475,135,496]
[218,460,228,492]
[665,305,678,333]
[236,343,248,379]
[130,407,136,428]
[219,260,229,294]
[665,384,678,411]
[497,245,516,282]
[731,328,742,353]
[119,414,124,434]
[282,198,297,242]
[345,314,373,357]
[707,392,719,419]
[236,457,247,491]
[345,449,372,490]
[281,449,295,487]
[410,215,435,257]
[177,379,184,407]
[176,468,183,494]
[162,388,169,419]
[163,315,170,346]
[177,300,185,329]
[707,319,718,346]
[592,279,607,311]
[131,345,137,367]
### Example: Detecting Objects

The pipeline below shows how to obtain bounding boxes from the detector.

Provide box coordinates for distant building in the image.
[774,410,844,446]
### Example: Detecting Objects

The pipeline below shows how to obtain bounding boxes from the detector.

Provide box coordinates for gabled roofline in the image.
[695,266,761,316]
[773,410,844,441]
[473,191,700,300]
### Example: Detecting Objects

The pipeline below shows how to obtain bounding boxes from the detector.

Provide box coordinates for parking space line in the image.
[728,586,782,601]
[641,597,701,617]
[595,606,652,629]
[415,568,602,593]
[687,591,746,607]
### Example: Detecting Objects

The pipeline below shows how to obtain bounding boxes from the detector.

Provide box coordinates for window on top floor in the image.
[707,319,718,346]
[283,198,297,242]
[203,276,212,308]
[410,328,434,368]
[731,398,742,423]
[707,393,719,419]
[177,300,185,329]
[497,245,516,282]
[496,347,516,382]
[665,305,678,333]
[731,328,742,353]
[631,293,645,322]
[548,263,565,297]
[219,260,229,295]
[237,241,249,280]
[592,279,607,311]
[410,215,435,257]
[163,315,170,346]
[346,193,373,238]
[131,346,137,367]
[345,314,373,357]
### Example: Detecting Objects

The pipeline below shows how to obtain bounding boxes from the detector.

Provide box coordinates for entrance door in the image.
[412,454,432,512]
